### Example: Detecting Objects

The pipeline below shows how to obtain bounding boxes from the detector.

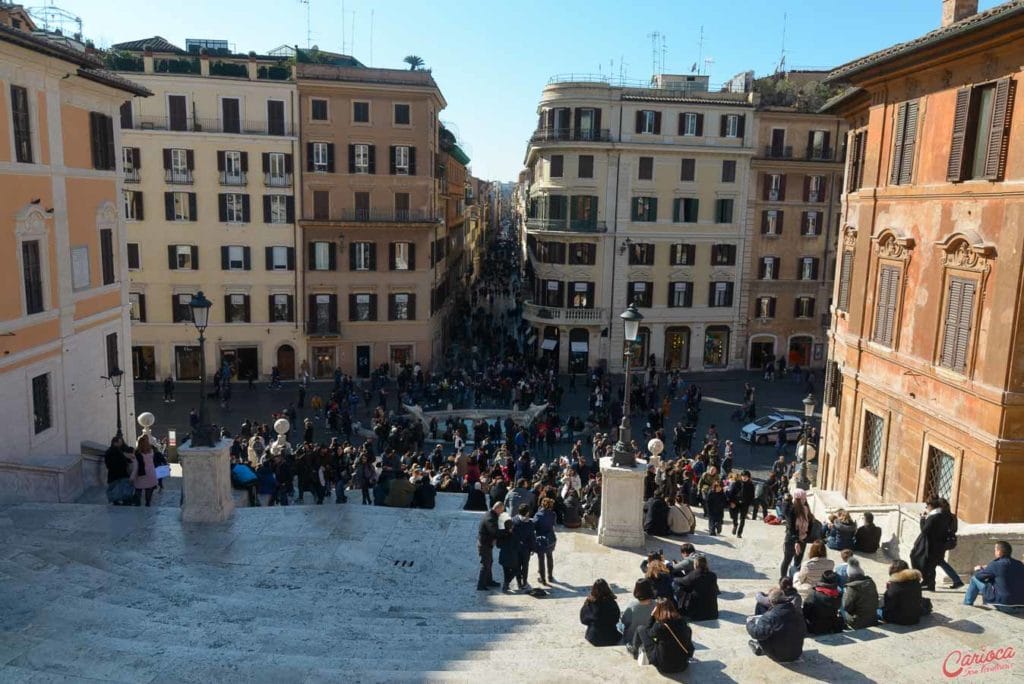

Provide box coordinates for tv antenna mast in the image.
[26,2,82,40]
[647,31,666,75]
[775,12,788,74]
[297,0,311,49]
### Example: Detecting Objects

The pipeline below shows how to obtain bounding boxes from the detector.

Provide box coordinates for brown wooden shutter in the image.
[984,78,1014,180]
[947,87,972,182]
[653,111,662,134]
[890,103,908,185]
[779,174,787,200]
[838,251,853,311]
[939,279,964,369]
[898,101,918,184]
[695,114,704,136]
[954,280,976,371]
[634,111,643,134]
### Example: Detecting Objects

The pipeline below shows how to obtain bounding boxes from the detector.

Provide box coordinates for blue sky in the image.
[68,0,1002,181]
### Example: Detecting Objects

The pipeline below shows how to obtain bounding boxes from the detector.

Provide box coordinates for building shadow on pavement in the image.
[780,649,875,683]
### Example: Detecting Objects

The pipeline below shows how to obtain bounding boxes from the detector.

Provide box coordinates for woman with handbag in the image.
[531,497,558,585]
[130,434,161,507]
[633,597,693,674]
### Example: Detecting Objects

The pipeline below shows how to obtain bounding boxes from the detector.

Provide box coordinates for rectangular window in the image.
[569,282,594,309]
[393,242,412,270]
[354,192,370,219]
[22,240,44,315]
[311,98,328,121]
[32,373,51,434]
[395,192,410,220]
[171,192,192,221]
[670,243,695,266]
[222,150,244,184]
[313,142,330,171]
[221,97,240,134]
[10,85,32,163]
[129,292,145,322]
[849,130,868,191]
[167,148,191,184]
[123,146,140,183]
[756,296,776,319]
[352,242,374,271]
[808,130,831,160]
[627,281,652,307]
[807,175,824,203]
[268,195,288,224]
[637,110,658,134]
[872,265,900,347]
[100,228,115,285]
[175,245,193,270]
[353,101,369,123]
[680,158,696,182]
[313,190,330,220]
[270,294,291,322]
[631,197,657,222]
[795,296,815,319]
[680,112,699,136]
[628,242,655,266]
[267,100,286,135]
[548,154,564,178]
[890,100,920,185]
[672,198,699,223]
[127,243,140,270]
[226,245,245,270]
[569,243,596,265]
[313,241,331,271]
[766,173,783,201]
[226,293,249,323]
[714,198,734,224]
[394,103,410,125]
[669,282,692,308]
[394,145,410,175]
[711,244,736,266]
[390,293,411,320]
[760,257,779,280]
[799,256,819,281]
[721,160,736,183]
[225,193,245,223]
[938,277,977,373]
[354,293,373,321]
[105,332,119,375]
[638,156,653,180]
[167,94,187,131]
[924,446,956,501]
[89,112,116,170]
[270,246,289,270]
[354,144,369,174]
[709,282,734,307]
[949,80,1013,182]
[578,155,594,178]
[861,411,884,475]
[173,293,192,323]
[723,114,740,138]
[802,211,821,236]
[762,210,781,235]
[837,250,854,311]
[267,152,288,185]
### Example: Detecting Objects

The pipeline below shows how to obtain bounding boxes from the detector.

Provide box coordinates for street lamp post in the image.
[612,303,643,468]
[188,291,216,447]
[796,393,817,489]
[102,368,124,439]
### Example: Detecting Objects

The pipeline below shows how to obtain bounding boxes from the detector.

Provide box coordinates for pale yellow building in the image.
[0,9,149,501]
[109,37,300,380]
[524,75,756,373]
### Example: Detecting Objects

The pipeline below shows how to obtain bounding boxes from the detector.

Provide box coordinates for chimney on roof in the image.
[942,0,978,27]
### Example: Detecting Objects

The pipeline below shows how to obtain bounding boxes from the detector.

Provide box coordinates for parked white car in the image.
[739,413,805,444]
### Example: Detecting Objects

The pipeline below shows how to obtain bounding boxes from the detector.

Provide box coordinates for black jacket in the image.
[737,479,756,506]
[911,510,952,568]
[705,491,726,520]
[853,523,881,553]
[644,497,671,535]
[676,568,720,621]
[104,445,132,483]
[411,481,436,509]
[477,511,500,549]
[882,569,924,625]
[644,617,692,674]
[579,597,621,646]
[802,584,844,634]
[746,600,806,663]
[842,577,879,629]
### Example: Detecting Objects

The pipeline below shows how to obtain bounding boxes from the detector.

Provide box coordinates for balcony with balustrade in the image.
[529,127,612,144]
[522,301,607,325]
[525,218,607,234]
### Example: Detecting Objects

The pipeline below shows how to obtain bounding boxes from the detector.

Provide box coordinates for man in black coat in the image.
[732,470,756,539]
[477,502,503,590]
[910,498,953,591]
[747,587,807,662]
[643,493,671,536]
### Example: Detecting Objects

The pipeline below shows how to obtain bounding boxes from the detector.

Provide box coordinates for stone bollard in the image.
[179,431,234,524]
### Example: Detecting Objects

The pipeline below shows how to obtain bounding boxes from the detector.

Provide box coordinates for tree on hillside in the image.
[404,55,424,70]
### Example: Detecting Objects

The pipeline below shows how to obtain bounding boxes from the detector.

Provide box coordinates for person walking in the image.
[476,502,503,591]
[532,497,558,585]
[781,490,813,579]
[911,497,954,591]
[130,434,160,507]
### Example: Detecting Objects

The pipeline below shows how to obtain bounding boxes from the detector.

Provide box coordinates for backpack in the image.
[944,515,958,550]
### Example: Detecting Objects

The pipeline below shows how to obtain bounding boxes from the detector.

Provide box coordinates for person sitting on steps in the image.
[747,587,807,662]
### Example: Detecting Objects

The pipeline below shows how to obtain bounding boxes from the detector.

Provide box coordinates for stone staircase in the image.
[0,491,1020,682]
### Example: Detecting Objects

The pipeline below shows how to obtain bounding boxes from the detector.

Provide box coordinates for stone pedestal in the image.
[179,439,234,523]
[597,456,648,548]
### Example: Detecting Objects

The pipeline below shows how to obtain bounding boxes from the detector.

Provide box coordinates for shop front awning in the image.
[541,338,558,351]
[570,341,589,352]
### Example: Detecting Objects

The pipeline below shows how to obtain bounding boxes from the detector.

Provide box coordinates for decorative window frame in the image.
[933,231,995,378]
[14,204,53,318]
[917,434,963,511]
[856,401,890,495]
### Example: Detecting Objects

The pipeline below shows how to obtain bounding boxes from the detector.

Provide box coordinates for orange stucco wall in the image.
[61,104,92,169]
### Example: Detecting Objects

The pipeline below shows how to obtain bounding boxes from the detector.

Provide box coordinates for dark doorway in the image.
[277,345,295,379]
[750,338,775,370]
[356,344,371,379]
[168,95,187,131]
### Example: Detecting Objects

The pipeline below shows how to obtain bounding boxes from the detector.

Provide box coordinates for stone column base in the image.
[597,456,648,548]
[179,440,234,523]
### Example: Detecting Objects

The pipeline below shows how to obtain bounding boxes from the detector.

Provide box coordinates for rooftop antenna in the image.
[647,31,661,76]
[703,57,715,78]
[341,0,345,53]
[369,9,374,67]
[297,0,311,49]
[349,9,356,58]
[775,12,788,74]
[661,34,667,74]
[696,26,704,74]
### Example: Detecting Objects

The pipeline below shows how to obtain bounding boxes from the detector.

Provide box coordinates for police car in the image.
[739,413,805,444]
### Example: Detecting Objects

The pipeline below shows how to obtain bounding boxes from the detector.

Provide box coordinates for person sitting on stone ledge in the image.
[826,510,858,551]
[411,473,436,509]
[963,540,1024,612]
[841,558,878,629]
[796,541,835,600]
[580,579,621,646]
[463,481,488,511]
[853,511,882,554]
[620,579,656,655]
[668,495,696,535]
[633,597,693,674]
[385,471,416,508]
[755,576,802,616]
[747,587,807,662]
[644,488,671,537]
[642,552,674,600]
[675,555,720,621]
[803,570,844,635]
[879,560,924,625]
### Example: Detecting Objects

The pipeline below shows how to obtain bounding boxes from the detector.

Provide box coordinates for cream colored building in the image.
[0,9,148,500]
[109,37,300,380]
[524,75,755,373]
[743,107,847,370]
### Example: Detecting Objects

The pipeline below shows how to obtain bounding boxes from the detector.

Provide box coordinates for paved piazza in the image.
[0,492,1020,682]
